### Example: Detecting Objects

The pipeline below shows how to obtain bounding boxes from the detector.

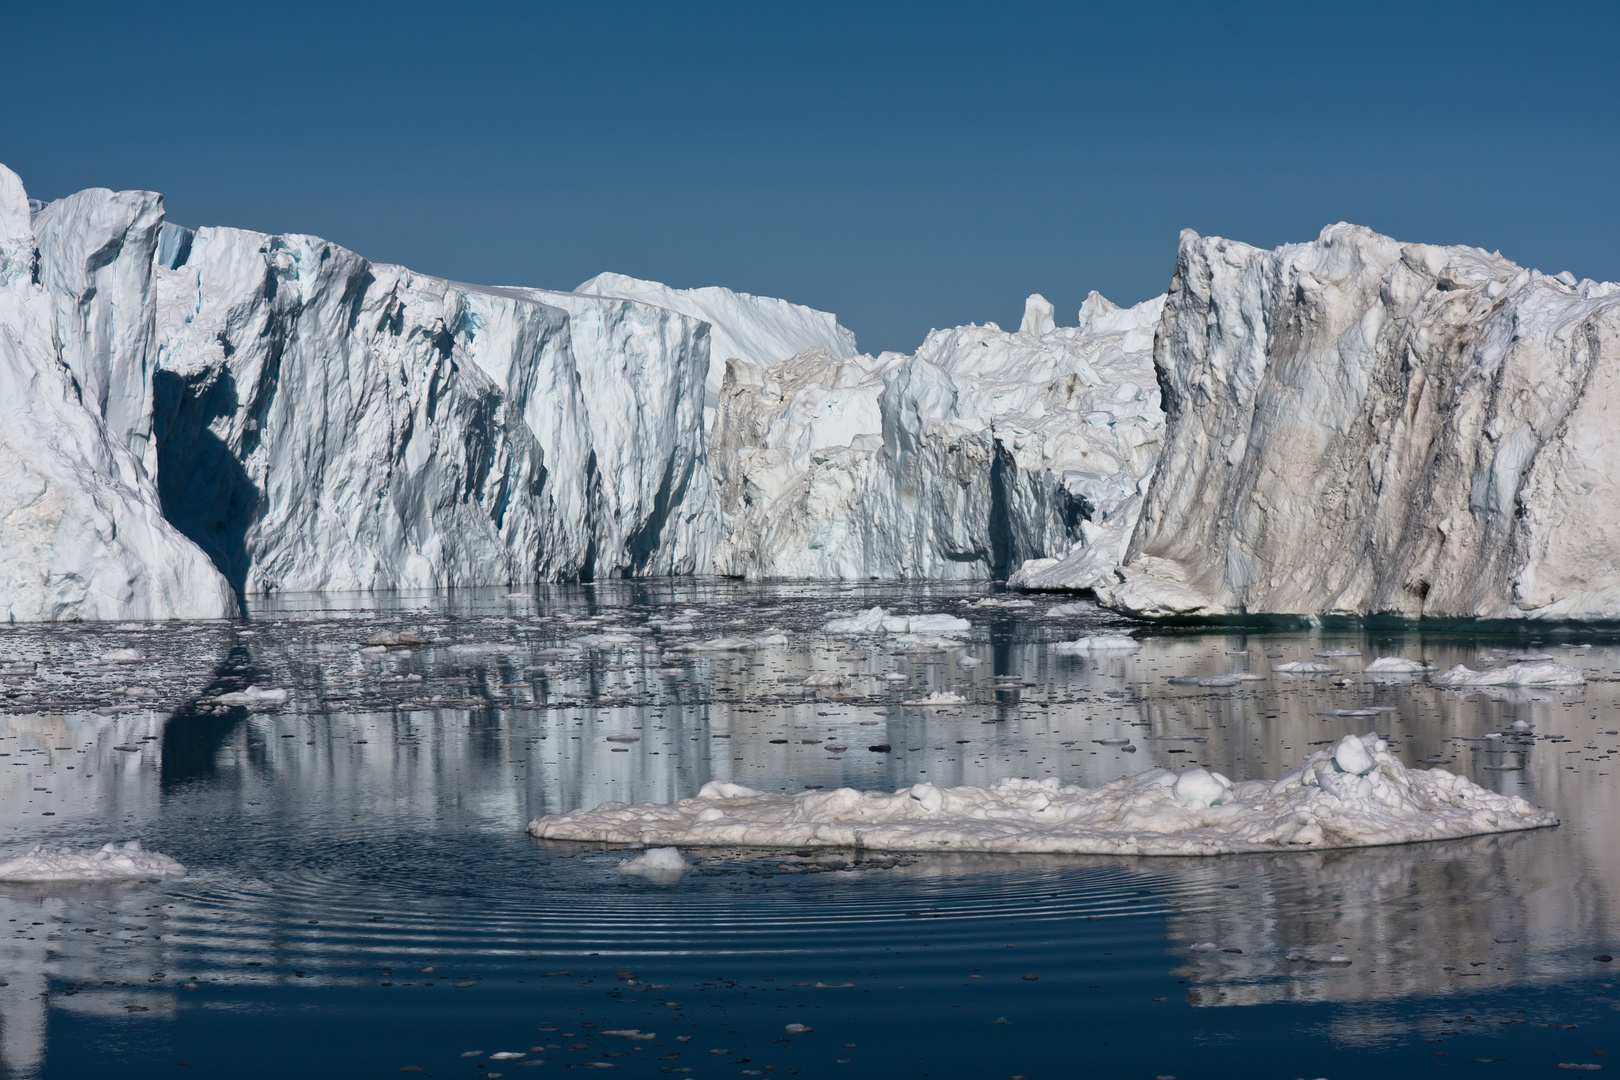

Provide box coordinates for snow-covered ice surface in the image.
[0,841,185,882]
[1101,223,1620,621]
[574,272,858,424]
[710,292,1164,583]
[529,732,1555,855]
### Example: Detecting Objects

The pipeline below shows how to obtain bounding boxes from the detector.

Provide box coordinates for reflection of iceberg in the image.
[1165,830,1585,1009]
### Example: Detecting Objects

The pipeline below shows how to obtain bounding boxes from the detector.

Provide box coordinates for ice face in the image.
[0,165,237,622]
[710,292,1165,583]
[1100,223,1620,621]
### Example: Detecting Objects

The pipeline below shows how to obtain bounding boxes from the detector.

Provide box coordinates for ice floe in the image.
[822,608,971,637]
[1431,662,1586,688]
[529,734,1556,855]
[0,841,186,882]
[1363,657,1433,673]
[1054,635,1141,653]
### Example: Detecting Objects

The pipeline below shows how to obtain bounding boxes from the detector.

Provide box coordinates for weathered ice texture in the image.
[149,233,719,593]
[575,272,858,422]
[3,162,721,619]
[710,293,1163,582]
[0,165,236,622]
[1100,224,1620,621]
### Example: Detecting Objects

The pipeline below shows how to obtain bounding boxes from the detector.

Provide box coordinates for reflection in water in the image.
[0,583,1617,1075]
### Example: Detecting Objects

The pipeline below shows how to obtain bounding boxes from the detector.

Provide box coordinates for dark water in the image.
[2,582,1618,1078]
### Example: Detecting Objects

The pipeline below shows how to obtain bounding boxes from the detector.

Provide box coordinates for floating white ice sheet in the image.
[529,734,1556,856]
[0,841,186,882]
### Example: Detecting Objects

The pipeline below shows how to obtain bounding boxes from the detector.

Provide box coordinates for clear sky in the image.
[3,1,1616,352]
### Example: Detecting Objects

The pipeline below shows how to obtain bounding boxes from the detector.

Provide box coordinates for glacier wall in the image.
[3,163,722,619]
[146,233,720,594]
[1099,224,1620,621]
[0,166,237,622]
[709,292,1164,582]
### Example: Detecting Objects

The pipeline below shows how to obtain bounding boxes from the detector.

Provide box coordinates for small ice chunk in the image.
[1331,734,1376,776]
[1273,661,1337,674]
[214,686,289,707]
[617,847,689,879]
[1172,768,1231,808]
[902,691,966,707]
[1364,657,1432,673]
[957,655,983,668]
[99,649,144,663]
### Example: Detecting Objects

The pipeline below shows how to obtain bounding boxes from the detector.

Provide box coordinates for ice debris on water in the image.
[530,734,1557,856]
[1273,661,1338,675]
[0,840,186,882]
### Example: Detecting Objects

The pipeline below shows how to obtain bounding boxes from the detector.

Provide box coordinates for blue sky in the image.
[4,1,1616,352]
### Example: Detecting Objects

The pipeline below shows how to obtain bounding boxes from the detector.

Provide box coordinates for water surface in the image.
[2,583,1617,1077]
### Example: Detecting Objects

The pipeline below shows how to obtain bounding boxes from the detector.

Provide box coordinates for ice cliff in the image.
[1,166,236,621]
[3,161,722,618]
[709,292,1164,582]
[1098,224,1620,621]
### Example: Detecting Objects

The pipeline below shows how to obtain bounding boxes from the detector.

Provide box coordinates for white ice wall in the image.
[709,292,1164,582]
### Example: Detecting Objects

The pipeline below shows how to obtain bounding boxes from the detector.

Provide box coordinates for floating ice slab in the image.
[1431,662,1586,687]
[1054,635,1141,653]
[0,841,186,882]
[1273,661,1338,675]
[529,734,1556,856]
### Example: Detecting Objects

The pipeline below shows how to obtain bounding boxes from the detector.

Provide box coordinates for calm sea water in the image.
[1,582,1617,1079]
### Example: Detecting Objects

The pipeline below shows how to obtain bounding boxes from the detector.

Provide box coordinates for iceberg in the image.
[711,292,1164,584]
[1101,224,1620,621]
[528,733,1556,855]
